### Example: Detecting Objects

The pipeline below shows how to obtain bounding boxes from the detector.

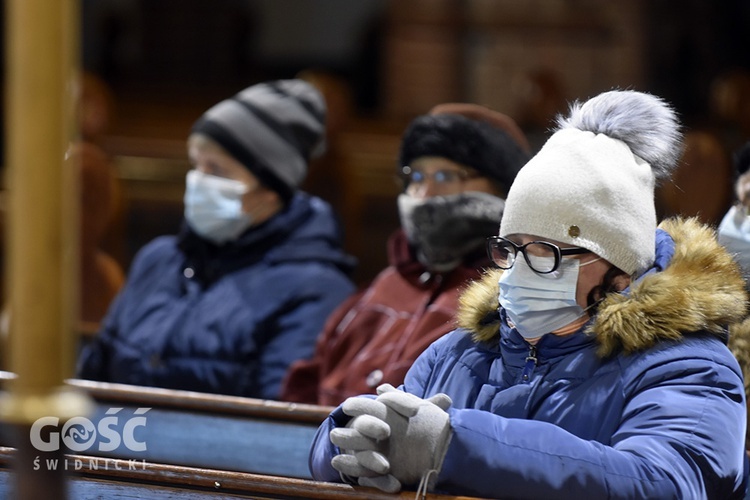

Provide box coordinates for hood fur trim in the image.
[458,217,749,357]
[457,267,505,342]
[729,316,750,395]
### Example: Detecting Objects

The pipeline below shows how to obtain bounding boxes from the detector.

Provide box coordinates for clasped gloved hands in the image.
[329,384,453,493]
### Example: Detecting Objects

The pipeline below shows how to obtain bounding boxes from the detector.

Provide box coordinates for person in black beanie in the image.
[77,79,356,399]
[281,103,530,406]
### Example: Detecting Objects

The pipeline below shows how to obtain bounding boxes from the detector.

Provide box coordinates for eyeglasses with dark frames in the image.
[486,236,592,274]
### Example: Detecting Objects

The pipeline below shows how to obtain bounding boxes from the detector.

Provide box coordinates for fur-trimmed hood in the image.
[458,217,749,363]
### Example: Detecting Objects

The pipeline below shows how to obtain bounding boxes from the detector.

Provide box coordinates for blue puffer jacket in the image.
[310,218,750,499]
[77,192,356,400]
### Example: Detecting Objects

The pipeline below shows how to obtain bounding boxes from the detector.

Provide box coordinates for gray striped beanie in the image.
[191,79,327,201]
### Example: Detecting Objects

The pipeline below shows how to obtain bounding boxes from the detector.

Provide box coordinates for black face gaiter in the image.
[398,191,505,272]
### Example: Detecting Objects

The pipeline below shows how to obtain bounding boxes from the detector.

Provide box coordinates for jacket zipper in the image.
[521,345,537,382]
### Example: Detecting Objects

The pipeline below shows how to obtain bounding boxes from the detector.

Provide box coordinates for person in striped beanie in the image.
[77,80,357,400]
[186,79,327,242]
[190,79,326,204]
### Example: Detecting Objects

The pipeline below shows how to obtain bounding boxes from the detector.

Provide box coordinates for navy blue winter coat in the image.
[78,192,356,400]
[310,218,750,499]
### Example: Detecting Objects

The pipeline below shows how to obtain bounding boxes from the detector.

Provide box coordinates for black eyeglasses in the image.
[486,236,592,274]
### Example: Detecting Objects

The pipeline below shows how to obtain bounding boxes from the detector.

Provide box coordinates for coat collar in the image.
[458,217,749,357]
[387,228,491,288]
[177,192,355,284]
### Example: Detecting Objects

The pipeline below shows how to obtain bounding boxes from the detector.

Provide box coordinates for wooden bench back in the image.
[0,373,333,479]
[0,447,485,499]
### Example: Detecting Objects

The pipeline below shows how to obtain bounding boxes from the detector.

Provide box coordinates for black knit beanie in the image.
[398,104,531,194]
[190,79,327,202]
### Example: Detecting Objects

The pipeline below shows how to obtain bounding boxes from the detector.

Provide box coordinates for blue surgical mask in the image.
[184,170,252,244]
[498,255,600,339]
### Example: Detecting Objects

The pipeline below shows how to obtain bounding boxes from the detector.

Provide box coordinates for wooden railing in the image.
[0,447,488,499]
[0,373,332,479]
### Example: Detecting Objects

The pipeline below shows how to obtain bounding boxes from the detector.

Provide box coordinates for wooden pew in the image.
[78,378,332,479]
[0,373,333,479]
[0,375,491,498]
[0,447,485,499]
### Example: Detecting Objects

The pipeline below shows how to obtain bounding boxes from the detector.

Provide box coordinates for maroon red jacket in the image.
[280,229,489,406]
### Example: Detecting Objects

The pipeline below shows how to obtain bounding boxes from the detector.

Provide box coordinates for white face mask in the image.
[498,254,600,339]
[718,205,750,281]
[184,169,252,244]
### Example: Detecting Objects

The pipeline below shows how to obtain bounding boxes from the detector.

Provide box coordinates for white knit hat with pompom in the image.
[499,90,684,276]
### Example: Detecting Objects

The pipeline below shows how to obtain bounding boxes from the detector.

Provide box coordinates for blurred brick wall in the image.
[382,0,646,140]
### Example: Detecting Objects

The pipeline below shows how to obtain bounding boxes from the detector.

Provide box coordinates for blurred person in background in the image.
[281,103,530,406]
[719,141,750,288]
[77,79,356,399]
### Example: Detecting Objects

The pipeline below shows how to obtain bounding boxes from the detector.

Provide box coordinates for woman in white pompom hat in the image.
[310,90,750,499]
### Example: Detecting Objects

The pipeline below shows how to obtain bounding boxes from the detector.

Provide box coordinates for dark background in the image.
[5,0,750,286]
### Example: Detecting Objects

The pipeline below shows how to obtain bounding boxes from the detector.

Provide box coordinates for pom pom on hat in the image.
[398,104,531,195]
[500,90,684,276]
[556,91,683,180]
[191,79,326,202]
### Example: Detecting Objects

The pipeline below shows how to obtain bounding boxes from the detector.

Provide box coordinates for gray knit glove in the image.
[330,397,393,485]
[330,384,452,493]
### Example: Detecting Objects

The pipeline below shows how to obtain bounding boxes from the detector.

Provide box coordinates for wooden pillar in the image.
[2,0,91,498]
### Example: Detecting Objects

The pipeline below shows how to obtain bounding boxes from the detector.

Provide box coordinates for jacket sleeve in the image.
[75,237,167,383]
[76,288,124,381]
[308,405,350,482]
[308,394,381,482]
[76,328,108,381]
[432,345,747,499]
[307,334,467,485]
[280,291,364,404]
[253,269,355,401]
